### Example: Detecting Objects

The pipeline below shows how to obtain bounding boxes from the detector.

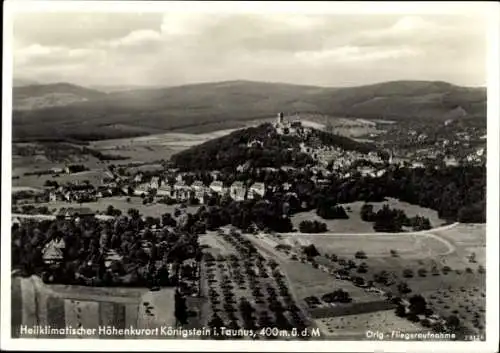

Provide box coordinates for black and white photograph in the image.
[2,1,499,352]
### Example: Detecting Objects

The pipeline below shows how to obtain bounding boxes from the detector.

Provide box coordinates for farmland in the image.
[241,221,486,338]
[314,310,421,339]
[198,229,312,340]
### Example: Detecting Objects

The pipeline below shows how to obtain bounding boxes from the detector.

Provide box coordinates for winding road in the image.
[279,222,459,257]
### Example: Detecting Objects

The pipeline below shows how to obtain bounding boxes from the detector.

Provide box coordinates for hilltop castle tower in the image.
[277,112,284,124]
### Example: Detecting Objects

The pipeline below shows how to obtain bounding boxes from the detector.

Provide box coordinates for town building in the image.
[209,180,226,195]
[157,183,173,197]
[42,238,66,265]
[248,182,266,199]
[230,181,246,201]
[150,176,160,190]
[56,207,95,220]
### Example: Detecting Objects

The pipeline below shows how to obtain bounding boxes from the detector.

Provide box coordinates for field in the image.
[285,233,452,258]
[32,196,200,218]
[89,130,238,163]
[242,234,385,307]
[314,310,421,339]
[11,276,176,339]
[290,198,447,234]
[197,230,315,339]
[13,169,111,189]
[244,220,486,337]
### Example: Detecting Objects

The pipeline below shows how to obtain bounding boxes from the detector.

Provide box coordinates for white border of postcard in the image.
[2,1,499,352]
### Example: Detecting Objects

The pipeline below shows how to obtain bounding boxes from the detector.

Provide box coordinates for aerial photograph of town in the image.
[3,2,497,351]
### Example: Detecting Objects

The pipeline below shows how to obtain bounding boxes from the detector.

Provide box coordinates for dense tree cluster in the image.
[196,197,294,234]
[361,204,432,232]
[316,203,349,220]
[299,220,328,233]
[11,208,201,287]
[172,124,313,172]
[321,289,352,303]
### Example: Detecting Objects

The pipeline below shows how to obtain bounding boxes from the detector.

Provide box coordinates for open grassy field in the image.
[11,276,177,339]
[290,198,447,233]
[33,196,200,218]
[287,233,452,259]
[89,129,238,163]
[13,169,111,189]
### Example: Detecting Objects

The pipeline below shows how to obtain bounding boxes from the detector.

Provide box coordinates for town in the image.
[11,111,486,341]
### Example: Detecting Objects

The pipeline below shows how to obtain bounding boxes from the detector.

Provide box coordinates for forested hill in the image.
[171,123,375,172]
[13,79,486,142]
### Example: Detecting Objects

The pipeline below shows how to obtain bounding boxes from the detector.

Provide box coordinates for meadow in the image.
[290,198,447,234]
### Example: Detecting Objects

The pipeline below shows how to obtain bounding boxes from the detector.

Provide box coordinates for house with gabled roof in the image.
[248,182,265,199]
[149,176,160,190]
[209,180,226,195]
[42,238,66,264]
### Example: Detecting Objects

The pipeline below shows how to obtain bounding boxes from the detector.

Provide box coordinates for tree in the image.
[355,250,367,259]
[299,220,327,233]
[403,268,414,278]
[357,262,368,274]
[445,315,461,333]
[395,304,407,317]
[397,282,412,295]
[360,204,375,222]
[418,268,428,277]
[408,295,427,316]
[174,289,188,326]
[303,244,320,258]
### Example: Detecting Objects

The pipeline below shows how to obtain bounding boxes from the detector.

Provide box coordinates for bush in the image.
[418,268,428,277]
[355,251,367,259]
[299,220,327,233]
[403,268,414,278]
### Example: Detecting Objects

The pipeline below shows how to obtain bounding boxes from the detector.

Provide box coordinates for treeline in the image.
[81,147,129,161]
[299,220,327,233]
[361,204,432,232]
[314,165,485,223]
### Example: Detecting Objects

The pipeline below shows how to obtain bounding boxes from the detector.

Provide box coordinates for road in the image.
[279,222,459,257]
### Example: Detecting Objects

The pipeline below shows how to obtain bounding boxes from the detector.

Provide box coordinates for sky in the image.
[11,10,488,88]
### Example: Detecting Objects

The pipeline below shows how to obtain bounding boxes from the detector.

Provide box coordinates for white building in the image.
[157,184,173,197]
[150,176,160,190]
[134,173,143,183]
[209,181,226,195]
[230,181,246,201]
[42,238,66,265]
[248,182,266,199]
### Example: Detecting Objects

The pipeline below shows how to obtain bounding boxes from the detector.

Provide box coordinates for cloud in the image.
[11,12,488,87]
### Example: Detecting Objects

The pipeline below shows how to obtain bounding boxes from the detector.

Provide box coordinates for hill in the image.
[171,122,375,172]
[12,80,486,141]
[13,83,106,111]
